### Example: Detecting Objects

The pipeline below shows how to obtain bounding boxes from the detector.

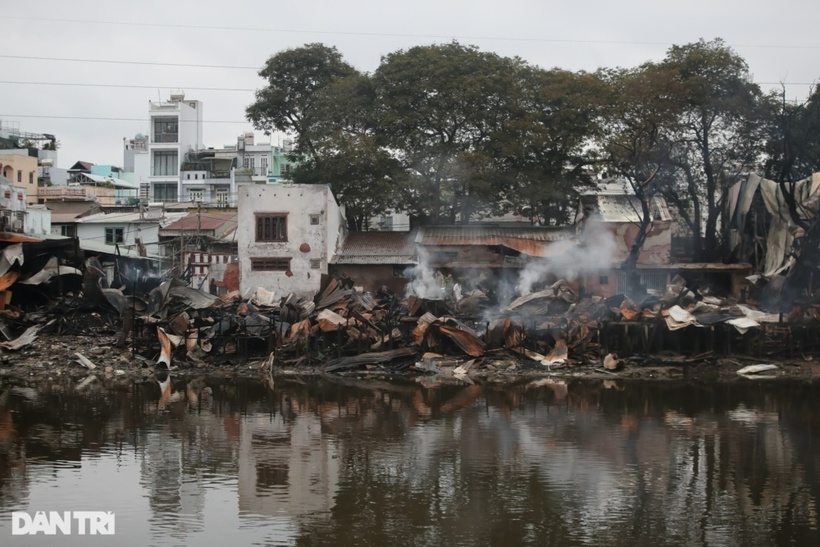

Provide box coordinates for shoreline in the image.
[0,332,815,386]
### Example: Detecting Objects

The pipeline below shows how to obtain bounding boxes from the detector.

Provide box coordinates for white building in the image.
[124,133,150,190]
[0,175,51,235]
[237,184,345,297]
[147,92,203,204]
[179,147,237,206]
[237,132,272,184]
[76,207,186,260]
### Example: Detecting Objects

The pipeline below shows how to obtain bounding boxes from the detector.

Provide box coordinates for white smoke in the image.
[515,217,617,296]
[404,246,444,299]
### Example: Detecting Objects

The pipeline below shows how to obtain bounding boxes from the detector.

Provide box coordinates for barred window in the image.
[251,257,290,271]
[255,213,287,242]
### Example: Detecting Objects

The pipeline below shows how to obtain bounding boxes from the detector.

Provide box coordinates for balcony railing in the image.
[152,132,179,143]
[39,187,90,199]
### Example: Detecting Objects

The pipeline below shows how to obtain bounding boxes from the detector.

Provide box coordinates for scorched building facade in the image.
[237,184,345,297]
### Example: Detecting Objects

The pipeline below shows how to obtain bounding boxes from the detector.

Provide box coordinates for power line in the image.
[0,54,260,71]
[0,80,257,92]
[0,114,248,124]
[5,16,820,50]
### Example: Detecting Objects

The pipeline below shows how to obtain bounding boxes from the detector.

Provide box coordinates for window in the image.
[599,275,609,285]
[153,183,178,202]
[152,117,178,143]
[105,227,124,245]
[243,156,255,170]
[152,150,178,176]
[309,259,321,269]
[260,156,268,176]
[28,172,33,185]
[60,225,76,237]
[216,189,228,206]
[309,214,321,225]
[251,257,291,271]
[189,189,204,202]
[255,213,287,242]
[17,170,21,183]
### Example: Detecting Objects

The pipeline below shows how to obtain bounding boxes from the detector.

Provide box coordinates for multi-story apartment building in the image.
[146,92,203,204]
[238,133,297,184]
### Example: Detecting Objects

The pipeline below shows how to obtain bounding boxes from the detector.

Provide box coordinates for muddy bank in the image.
[0,332,815,387]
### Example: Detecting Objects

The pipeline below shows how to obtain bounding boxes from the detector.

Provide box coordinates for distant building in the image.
[123,133,150,190]
[76,207,186,263]
[147,92,204,204]
[0,174,51,235]
[0,152,38,205]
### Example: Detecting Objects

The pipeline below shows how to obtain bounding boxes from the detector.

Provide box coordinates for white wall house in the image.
[147,92,203,204]
[237,184,345,297]
[76,208,186,259]
[0,176,51,235]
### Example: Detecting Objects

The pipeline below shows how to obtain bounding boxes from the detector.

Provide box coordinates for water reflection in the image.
[0,373,818,546]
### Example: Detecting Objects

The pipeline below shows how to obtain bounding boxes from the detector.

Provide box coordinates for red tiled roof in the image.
[162,212,236,232]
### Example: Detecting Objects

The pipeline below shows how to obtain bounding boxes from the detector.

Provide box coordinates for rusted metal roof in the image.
[636,262,753,271]
[417,226,575,258]
[332,231,417,265]
[0,233,43,243]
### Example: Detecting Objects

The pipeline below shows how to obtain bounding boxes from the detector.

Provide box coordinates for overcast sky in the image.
[2,0,818,169]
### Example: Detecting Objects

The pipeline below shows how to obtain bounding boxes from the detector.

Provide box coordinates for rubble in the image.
[0,246,816,383]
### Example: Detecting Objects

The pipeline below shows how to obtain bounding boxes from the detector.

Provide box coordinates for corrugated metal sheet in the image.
[416,226,574,258]
[333,231,417,265]
[418,226,574,244]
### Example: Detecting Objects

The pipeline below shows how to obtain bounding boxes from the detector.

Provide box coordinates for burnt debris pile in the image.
[0,260,818,376]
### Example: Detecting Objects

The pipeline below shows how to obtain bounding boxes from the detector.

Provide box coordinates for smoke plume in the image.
[515,217,617,296]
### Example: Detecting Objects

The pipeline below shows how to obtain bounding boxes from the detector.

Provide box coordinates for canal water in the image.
[0,373,818,546]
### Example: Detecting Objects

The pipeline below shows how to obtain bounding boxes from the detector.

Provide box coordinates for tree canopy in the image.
[247,38,783,256]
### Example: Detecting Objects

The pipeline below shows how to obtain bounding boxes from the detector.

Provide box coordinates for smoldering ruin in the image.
[0,234,817,382]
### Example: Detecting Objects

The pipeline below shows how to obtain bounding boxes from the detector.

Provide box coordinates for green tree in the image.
[246,43,358,170]
[599,64,682,273]
[291,73,405,231]
[372,42,522,224]
[501,67,607,225]
[658,39,764,261]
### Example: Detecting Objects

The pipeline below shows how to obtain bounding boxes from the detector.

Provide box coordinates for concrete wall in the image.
[237,184,345,298]
[26,206,51,236]
[178,100,203,153]
[609,220,672,265]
